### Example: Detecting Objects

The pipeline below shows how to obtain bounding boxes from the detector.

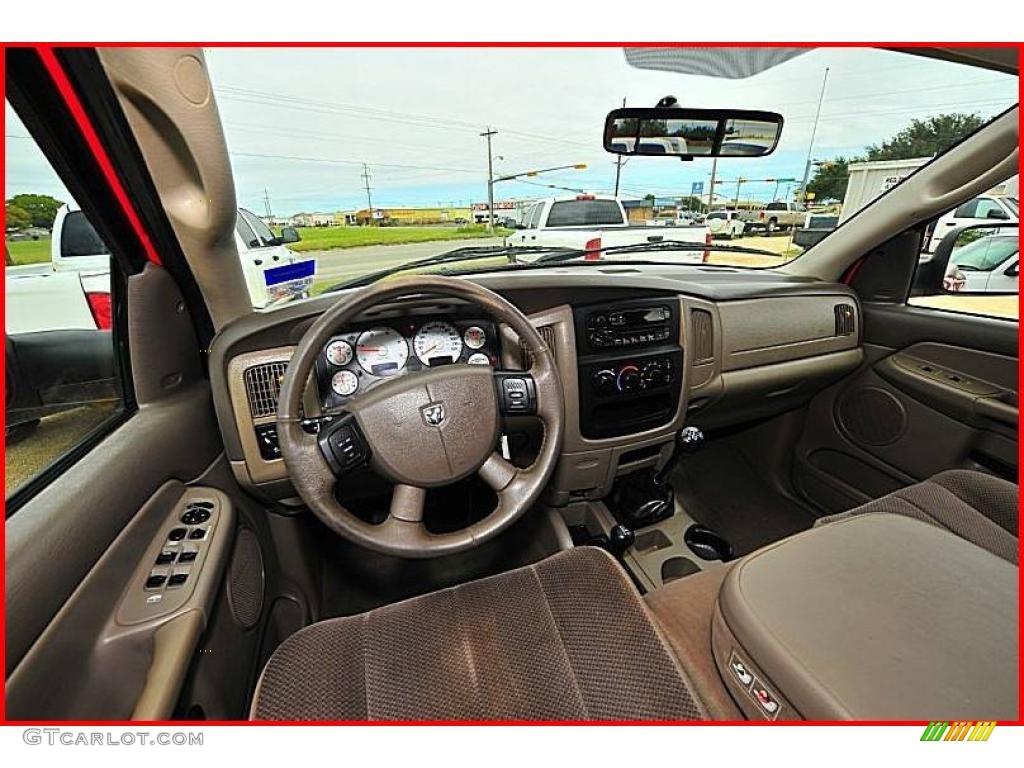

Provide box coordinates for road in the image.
[310,237,506,291]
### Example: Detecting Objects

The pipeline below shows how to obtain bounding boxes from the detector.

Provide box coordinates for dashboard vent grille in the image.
[244,361,288,418]
[521,325,556,368]
[834,304,856,336]
[691,309,714,363]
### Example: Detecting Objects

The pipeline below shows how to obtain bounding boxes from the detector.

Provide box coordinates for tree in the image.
[5,202,32,230]
[6,193,64,229]
[865,113,986,161]
[806,156,854,203]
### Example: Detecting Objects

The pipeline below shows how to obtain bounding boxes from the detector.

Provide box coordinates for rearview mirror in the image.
[280,226,301,244]
[604,107,783,159]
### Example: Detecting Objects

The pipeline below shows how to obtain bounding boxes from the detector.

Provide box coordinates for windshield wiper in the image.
[536,239,783,264]
[325,245,583,291]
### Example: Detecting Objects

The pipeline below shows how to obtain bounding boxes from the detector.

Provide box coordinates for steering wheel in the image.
[276,275,564,558]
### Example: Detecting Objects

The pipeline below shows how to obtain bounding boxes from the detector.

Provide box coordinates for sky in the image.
[5,47,1019,216]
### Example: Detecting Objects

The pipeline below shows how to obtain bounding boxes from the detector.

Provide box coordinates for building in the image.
[353,206,473,225]
[621,199,654,224]
[291,212,337,227]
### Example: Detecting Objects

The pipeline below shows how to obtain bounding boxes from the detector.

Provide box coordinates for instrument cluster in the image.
[316,317,500,408]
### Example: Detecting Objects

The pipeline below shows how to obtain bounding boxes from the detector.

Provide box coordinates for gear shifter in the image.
[655,426,704,485]
[609,426,704,528]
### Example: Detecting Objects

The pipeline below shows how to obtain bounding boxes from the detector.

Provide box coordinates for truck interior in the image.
[3,45,1019,722]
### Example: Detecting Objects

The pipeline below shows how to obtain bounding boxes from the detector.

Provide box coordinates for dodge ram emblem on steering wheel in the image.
[421,402,446,427]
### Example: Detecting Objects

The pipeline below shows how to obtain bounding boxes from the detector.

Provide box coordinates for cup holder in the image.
[661,556,699,584]
[684,524,735,562]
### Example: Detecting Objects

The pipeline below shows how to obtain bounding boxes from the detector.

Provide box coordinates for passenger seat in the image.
[814,469,1018,564]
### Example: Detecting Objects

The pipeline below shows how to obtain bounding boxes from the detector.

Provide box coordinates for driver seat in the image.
[250,547,709,720]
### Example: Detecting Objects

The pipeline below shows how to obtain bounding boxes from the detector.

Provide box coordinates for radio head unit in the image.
[580,302,678,352]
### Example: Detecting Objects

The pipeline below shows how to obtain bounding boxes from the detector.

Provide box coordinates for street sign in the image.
[691,181,704,195]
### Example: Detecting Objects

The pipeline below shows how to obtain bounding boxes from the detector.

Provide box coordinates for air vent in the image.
[244,361,288,418]
[521,325,556,368]
[691,309,714,363]
[834,304,856,336]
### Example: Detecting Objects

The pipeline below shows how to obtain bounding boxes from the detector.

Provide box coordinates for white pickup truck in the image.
[506,195,709,263]
[5,205,316,334]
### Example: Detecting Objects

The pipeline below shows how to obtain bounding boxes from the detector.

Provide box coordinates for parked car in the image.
[706,210,747,239]
[943,232,1019,293]
[738,201,807,233]
[5,204,316,334]
[925,194,1018,252]
[508,194,710,263]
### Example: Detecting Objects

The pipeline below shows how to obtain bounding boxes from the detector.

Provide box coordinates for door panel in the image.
[792,303,1018,514]
[5,267,260,719]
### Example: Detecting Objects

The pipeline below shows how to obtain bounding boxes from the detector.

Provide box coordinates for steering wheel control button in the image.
[168,527,187,542]
[496,373,537,415]
[329,425,368,470]
[181,507,211,525]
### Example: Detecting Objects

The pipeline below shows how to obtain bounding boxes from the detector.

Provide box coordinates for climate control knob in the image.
[641,361,670,389]
[617,365,641,393]
[592,369,618,395]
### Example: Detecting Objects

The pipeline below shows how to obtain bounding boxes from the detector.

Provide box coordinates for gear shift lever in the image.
[655,426,704,485]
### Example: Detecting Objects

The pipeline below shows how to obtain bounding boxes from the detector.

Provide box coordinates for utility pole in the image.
[481,128,497,231]
[707,157,719,211]
[799,67,830,203]
[262,188,273,218]
[361,163,374,226]
[613,97,626,196]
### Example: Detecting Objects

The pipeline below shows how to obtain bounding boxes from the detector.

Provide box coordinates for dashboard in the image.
[314,317,500,410]
[212,267,863,500]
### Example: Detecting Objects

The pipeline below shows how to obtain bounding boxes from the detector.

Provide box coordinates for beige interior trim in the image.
[97,47,251,329]
[131,609,204,721]
[784,106,1018,281]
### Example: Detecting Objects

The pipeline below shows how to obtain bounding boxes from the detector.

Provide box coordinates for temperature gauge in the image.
[463,326,487,350]
[331,370,359,397]
[467,352,491,366]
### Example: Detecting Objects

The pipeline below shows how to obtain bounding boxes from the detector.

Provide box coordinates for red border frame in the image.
[1,41,1022,729]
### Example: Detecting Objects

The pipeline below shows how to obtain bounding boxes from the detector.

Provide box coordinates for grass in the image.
[6,237,52,265]
[285,225,511,253]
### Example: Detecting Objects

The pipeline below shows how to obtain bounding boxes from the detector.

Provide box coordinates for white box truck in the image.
[794,157,929,248]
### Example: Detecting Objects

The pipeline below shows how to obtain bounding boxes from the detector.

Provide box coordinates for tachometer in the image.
[356,327,408,376]
[414,321,463,366]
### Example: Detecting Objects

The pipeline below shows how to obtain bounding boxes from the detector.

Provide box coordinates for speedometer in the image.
[414,321,463,366]
[355,327,408,376]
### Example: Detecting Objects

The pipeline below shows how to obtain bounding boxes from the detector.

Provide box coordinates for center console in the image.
[575,298,683,440]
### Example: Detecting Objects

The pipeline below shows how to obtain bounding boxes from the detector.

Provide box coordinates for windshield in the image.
[17,46,999,306]
[951,235,1019,271]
